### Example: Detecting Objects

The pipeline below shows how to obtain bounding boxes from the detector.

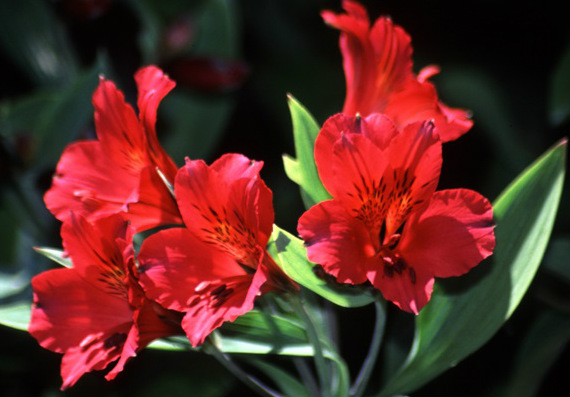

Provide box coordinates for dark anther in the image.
[216,288,234,300]
[188,296,201,307]
[103,333,127,350]
[379,221,387,244]
[393,257,407,274]
[384,264,394,278]
[409,267,417,284]
[210,284,227,296]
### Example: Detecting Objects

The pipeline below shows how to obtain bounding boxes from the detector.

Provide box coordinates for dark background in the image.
[1,0,569,396]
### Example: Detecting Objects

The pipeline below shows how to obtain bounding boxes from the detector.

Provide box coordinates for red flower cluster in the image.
[295,0,495,313]
[29,213,180,389]
[29,0,496,390]
[30,66,292,389]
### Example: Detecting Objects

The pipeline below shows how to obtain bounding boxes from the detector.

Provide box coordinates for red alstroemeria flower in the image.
[322,0,473,142]
[44,65,182,232]
[298,114,495,313]
[28,214,181,389]
[138,153,293,346]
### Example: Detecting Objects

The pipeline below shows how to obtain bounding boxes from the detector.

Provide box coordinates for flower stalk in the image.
[349,299,386,397]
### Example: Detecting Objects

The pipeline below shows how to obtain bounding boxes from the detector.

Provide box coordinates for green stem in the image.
[291,295,329,397]
[349,299,386,397]
[204,338,284,397]
[293,357,320,397]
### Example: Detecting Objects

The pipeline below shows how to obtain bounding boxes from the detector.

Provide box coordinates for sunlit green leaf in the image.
[0,301,31,331]
[269,225,374,308]
[282,95,331,209]
[0,272,28,300]
[381,140,567,395]
[148,310,311,356]
[33,247,72,269]
[147,307,348,396]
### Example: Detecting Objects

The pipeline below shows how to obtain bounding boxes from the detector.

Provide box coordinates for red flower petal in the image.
[322,1,412,115]
[181,266,268,346]
[398,189,496,278]
[175,155,274,263]
[134,66,178,178]
[210,153,265,184]
[137,226,270,347]
[330,133,389,215]
[382,121,442,236]
[44,142,137,223]
[322,0,472,140]
[93,77,149,171]
[106,298,181,382]
[126,166,183,231]
[137,227,246,312]
[298,200,375,285]
[46,66,179,232]
[384,77,473,142]
[368,263,435,314]
[61,213,134,289]
[315,113,395,198]
[29,213,178,389]
[29,268,133,355]
[60,324,130,390]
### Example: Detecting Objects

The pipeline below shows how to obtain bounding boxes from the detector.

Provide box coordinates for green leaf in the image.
[0,271,28,300]
[283,95,331,209]
[158,0,240,163]
[248,359,310,397]
[33,247,72,269]
[269,225,375,308]
[381,140,567,396]
[0,64,102,167]
[438,68,532,171]
[0,301,31,331]
[499,309,570,397]
[148,310,312,356]
[221,309,308,348]
[0,0,79,87]
[548,45,570,126]
[161,91,234,162]
[193,0,240,59]
[542,237,570,283]
[147,307,348,395]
